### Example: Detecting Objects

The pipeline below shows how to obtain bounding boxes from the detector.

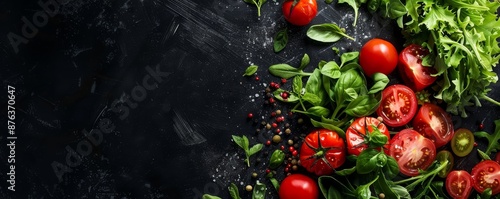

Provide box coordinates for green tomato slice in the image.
[451,128,474,157]
[436,150,454,178]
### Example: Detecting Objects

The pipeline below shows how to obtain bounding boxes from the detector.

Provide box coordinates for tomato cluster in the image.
[285,39,498,198]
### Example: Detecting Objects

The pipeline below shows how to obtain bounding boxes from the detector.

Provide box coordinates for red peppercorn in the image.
[292,150,298,156]
[289,146,295,152]
[266,140,271,146]
[280,145,285,150]
[247,113,253,119]
[255,76,260,81]
[280,92,289,99]
[474,142,478,147]
[479,123,484,130]
[281,78,287,84]
[271,112,276,117]
[269,97,276,104]
[272,123,278,128]
[284,167,290,173]
[276,116,285,122]
[275,129,281,134]
[266,169,271,174]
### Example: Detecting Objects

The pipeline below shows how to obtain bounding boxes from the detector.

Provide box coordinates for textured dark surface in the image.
[0,0,499,198]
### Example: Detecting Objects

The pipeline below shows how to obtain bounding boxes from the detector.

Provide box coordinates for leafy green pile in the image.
[371,0,500,117]
[269,52,389,137]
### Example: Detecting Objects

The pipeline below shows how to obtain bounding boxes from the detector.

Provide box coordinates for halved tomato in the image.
[471,160,500,195]
[376,84,418,127]
[398,44,438,91]
[388,129,436,176]
[346,117,390,156]
[413,103,454,148]
[446,170,473,199]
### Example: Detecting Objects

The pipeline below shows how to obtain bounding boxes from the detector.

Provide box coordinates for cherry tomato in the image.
[451,128,475,157]
[388,129,436,176]
[279,174,319,199]
[376,84,418,127]
[359,38,398,77]
[346,117,390,156]
[471,160,500,195]
[436,150,454,178]
[446,170,473,199]
[413,103,454,148]
[300,128,346,176]
[282,0,318,26]
[398,44,438,91]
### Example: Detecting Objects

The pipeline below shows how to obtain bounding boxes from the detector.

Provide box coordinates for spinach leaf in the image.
[273,28,288,53]
[243,65,259,76]
[306,23,355,43]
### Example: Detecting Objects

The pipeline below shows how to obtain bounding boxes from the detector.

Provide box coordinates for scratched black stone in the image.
[0,0,499,198]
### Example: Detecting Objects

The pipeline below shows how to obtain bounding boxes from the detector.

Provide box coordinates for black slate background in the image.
[1,0,499,198]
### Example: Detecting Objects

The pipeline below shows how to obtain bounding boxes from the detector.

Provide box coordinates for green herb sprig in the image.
[232,135,264,167]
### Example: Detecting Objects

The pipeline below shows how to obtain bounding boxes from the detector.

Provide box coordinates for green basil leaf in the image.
[383,156,400,179]
[302,92,322,106]
[305,69,323,98]
[306,23,354,43]
[338,0,360,26]
[202,194,222,199]
[369,73,389,94]
[268,64,301,79]
[232,135,249,151]
[243,65,259,76]
[356,149,380,174]
[269,149,285,169]
[273,28,288,53]
[273,89,300,103]
[306,106,331,118]
[299,53,310,70]
[355,175,379,199]
[335,166,357,176]
[310,118,346,138]
[252,181,266,199]
[376,153,388,167]
[344,94,381,117]
[325,0,334,4]
[344,88,358,101]
[269,178,280,192]
[373,173,400,199]
[391,185,411,199]
[248,143,263,156]
[320,61,342,79]
[369,129,389,147]
[327,187,342,199]
[293,76,303,94]
[334,68,365,105]
[367,0,380,12]
[340,52,359,67]
[481,188,492,199]
[332,47,340,54]
[229,183,241,199]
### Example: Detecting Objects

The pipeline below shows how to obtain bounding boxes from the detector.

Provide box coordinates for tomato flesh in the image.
[398,44,438,91]
[377,84,418,127]
[446,170,473,199]
[279,174,319,199]
[471,160,500,195]
[413,103,454,148]
[451,128,474,157]
[282,0,318,26]
[346,117,390,156]
[300,129,345,176]
[359,38,398,78]
[388,129,436,176]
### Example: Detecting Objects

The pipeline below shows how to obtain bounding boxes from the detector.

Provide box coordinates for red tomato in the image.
[346,117,390,156]
[278,174,319,199]
[282,0,318,26]
[359,38,398,77]
[388,129,436,176]
[446,170,473,199]
[376,84,418,127]
[300,129,345,176]
[398,44,438,91]
[413,103,454,148]
[471,160,500,195]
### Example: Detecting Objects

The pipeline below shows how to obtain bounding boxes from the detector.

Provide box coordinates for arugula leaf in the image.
[475,119,500,156]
